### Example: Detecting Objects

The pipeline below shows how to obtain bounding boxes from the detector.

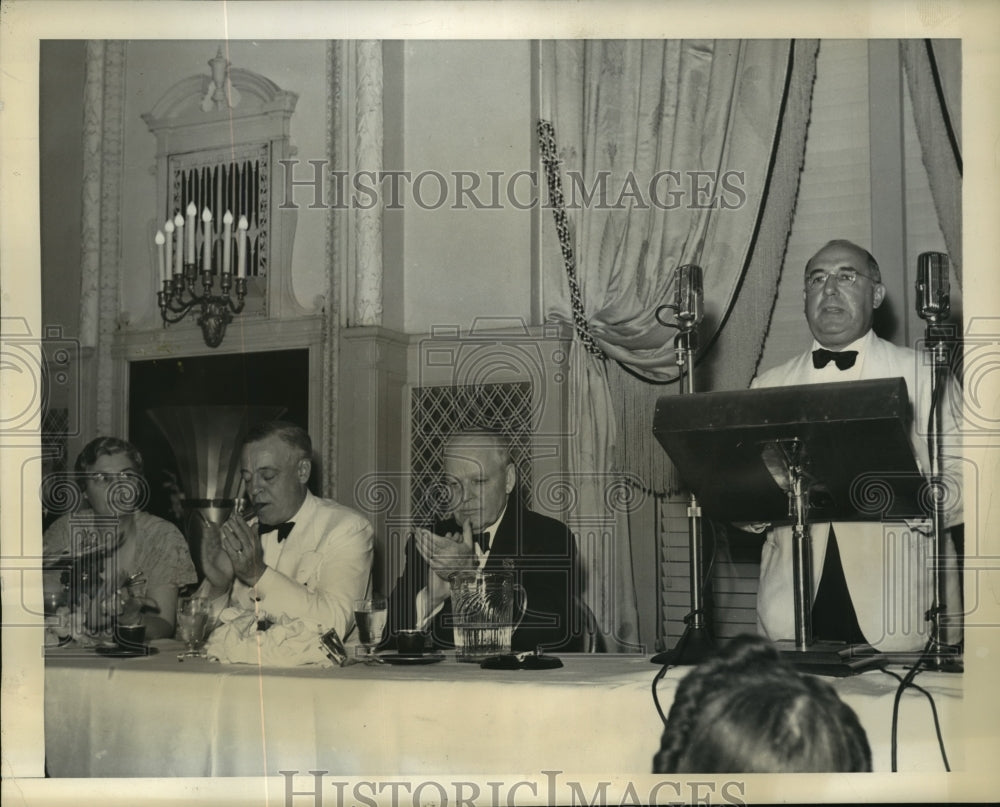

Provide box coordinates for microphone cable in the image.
[651,654,673,726]
[650,517,720,726]
[881,640,951,772]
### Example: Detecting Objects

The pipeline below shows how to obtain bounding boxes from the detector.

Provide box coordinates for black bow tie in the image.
[259,521,295,542]
[473,531,490,553]
[812,348,858,370]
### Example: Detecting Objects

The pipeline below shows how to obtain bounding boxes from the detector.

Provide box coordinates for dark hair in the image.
[807,239,882,283]
[653,634,872,774]
[74,436,144,476]
[243,420,312,458]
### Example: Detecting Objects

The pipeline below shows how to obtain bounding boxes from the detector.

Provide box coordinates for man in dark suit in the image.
[387,429,587,653]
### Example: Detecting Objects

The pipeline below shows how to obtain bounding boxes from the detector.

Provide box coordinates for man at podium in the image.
[749,240,963,652]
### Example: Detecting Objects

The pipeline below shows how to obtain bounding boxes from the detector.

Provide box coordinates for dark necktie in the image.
[473,531,490,553]
[812,348,858,371]
[259,521,295,543]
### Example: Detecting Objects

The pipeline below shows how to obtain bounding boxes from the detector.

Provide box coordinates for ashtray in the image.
[480,651,562,670]
[380,652,444,666]
[95,643,158,658]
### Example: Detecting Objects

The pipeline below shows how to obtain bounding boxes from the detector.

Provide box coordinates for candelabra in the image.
[156,205,249,348]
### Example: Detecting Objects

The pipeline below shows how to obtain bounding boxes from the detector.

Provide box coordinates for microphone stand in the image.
[651,320,715,666]
[912,253,962,672]
[920,319,963,672]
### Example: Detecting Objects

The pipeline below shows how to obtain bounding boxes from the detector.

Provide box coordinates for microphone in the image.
[916,252,950,323]
[675,264,704,330]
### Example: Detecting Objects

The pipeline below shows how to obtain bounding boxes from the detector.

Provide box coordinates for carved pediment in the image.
[142,50,298,131]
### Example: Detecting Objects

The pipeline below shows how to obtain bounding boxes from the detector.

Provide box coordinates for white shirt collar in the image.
[285,489,313,525]
[810,328,875,355]
[256,490,313,562]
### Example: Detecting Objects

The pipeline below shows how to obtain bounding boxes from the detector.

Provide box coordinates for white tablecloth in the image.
[44,641,962,778]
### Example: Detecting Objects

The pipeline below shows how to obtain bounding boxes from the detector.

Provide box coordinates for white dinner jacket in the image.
[229,491,374,638]
[750,331,962,652]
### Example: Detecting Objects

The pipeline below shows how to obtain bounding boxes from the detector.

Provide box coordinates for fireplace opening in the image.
[128,349,310,536]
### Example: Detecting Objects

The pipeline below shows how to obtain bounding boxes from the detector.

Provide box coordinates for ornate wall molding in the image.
[321,40,346,499]
[95,41,126,438]
[354,40,383,326]
[79,41,105,351]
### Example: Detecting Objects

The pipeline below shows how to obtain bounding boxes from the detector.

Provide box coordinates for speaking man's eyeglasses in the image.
[805,268,878,290]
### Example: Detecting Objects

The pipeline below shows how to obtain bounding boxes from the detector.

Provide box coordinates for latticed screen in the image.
[41,407,70,473]
[168,143,269,277]
[410,382,533,526]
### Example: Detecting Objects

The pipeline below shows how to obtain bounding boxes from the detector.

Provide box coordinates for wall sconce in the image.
[155,204,249,348]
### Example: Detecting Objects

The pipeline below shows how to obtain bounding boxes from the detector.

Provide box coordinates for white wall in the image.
[390,40,536,335]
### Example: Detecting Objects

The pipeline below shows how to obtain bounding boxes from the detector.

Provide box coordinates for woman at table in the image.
[43,436,197,640]
[653,634,872,773]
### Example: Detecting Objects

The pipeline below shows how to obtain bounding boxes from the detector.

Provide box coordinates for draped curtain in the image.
[901,39,962,287]
[539,40,818,650]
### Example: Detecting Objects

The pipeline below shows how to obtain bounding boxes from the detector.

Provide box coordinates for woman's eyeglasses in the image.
[87,471,140,484]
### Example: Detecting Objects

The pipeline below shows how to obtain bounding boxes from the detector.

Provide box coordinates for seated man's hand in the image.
[415,519,477,579]
[220,513,267,588]
[415,519,478,610]
[200,518,236,596]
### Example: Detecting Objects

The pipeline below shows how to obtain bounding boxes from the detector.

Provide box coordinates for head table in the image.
[44,640,962,779]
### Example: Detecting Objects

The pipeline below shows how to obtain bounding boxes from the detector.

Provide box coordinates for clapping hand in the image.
[415,519,477,610]
[220,512,266,587]
[199,515,235,597]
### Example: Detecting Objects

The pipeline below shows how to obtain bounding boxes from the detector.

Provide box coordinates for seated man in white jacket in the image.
[750,240,962,653]
[199,421,373,641]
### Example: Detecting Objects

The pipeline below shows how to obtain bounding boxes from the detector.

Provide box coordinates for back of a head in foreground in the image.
[653,634,872,773]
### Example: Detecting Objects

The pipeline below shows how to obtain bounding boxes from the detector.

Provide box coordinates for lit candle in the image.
[237,215,248,278]
[222,210,233,275]
[173,213,184,275]
[163,219,174,282]
[185,202,197,264]
[202,208,213,273]
[155,230,166,285]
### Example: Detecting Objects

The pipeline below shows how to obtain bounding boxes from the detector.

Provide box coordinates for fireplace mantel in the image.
[111,315,327,464]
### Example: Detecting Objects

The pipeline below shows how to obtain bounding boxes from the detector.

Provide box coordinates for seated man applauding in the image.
[199,421,373,641]
[387,429,587,653]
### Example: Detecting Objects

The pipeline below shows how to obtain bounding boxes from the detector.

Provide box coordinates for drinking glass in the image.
[176,596,212,660]
[353,595,388,662]
[43,581,69,616]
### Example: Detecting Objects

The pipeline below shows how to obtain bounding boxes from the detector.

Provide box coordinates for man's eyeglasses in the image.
[805,268,877,290]
[87,471,140,484]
